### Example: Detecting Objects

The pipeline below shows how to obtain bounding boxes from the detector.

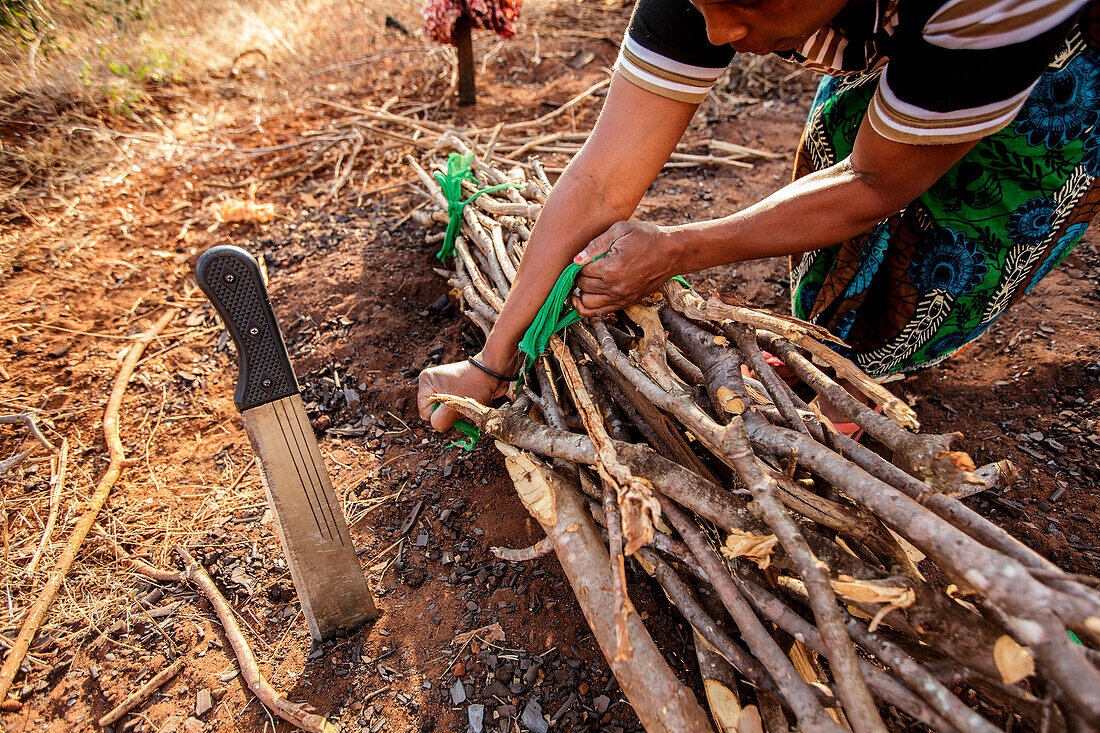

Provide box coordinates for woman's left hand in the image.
[571,220,681,317]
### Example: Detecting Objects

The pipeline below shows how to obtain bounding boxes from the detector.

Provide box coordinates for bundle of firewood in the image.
[409,138,1100,733]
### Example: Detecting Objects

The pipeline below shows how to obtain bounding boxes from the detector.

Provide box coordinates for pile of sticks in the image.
[410,138,1100,733]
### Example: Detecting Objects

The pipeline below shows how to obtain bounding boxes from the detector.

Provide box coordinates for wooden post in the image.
[456,14,476,106]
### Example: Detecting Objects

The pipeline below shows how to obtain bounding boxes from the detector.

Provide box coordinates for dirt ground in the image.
[1,1,1098,732]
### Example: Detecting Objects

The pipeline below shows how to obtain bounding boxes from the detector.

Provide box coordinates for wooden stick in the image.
[0,449,31,476]
[0,413,54,452]
[455,15,476,106]
[111,536,337,731]
[172,545,338,733]
[0,307,179,706]
[496,78,610,132]
[660,498,844,733]
[661,283,918,430]
[25,438,67,577]
[415,146,1100,729]
[98,658,184,726]
[494,443,712,732]
[98,528,183,584]
[491,536,554,562]
[658,309,887,733]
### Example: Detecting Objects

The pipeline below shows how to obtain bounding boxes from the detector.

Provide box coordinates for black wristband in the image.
[468,357,518,382]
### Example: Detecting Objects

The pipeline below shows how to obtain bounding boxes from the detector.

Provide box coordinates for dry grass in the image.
[0,0,422,212]
[0,304,279,673]
[0,0,346,108]
[718,54,817,102]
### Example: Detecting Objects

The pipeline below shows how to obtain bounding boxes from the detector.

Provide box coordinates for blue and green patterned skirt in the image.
[791,34,1100,377]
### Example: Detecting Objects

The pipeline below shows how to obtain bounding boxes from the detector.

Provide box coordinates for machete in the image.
[195,245,378,641]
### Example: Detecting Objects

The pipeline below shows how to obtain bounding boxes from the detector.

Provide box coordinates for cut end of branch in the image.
[497,442,559,526]
[430,393,493,426]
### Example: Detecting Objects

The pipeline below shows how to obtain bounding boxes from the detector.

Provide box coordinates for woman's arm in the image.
[417,75,699,431]
[571,116,978,316]
[479,74,701,372]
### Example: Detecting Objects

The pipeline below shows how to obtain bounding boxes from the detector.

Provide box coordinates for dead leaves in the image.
[832,575,916,633]
[781,574,916,632]
[831,575,915,608]
[212,198,276,224]
[993,635,1035,684]
[937,450,976,473]
[207,182,277,232]
[720,529,778,569]
[454,622,506,647]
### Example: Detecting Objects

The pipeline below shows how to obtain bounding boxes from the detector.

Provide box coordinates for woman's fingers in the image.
[416,368,457,431]
[572,292,619,318]
[573,222,667,314]
[417,358,508,433]
[573,272,613,294]
[574,221,628,266]
[416,373,438,421]
[430,402,457,432]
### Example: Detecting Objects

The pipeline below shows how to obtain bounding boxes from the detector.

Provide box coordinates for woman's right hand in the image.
[417,356,512,432]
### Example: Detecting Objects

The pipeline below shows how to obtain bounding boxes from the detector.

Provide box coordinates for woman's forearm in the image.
[472,76,701,372]
[669,123,978,272]
[479,165,635,372]
[669,159,905,271]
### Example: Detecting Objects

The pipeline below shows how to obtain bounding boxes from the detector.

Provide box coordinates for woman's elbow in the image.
[557,151,643,220]
[845,159,923,224]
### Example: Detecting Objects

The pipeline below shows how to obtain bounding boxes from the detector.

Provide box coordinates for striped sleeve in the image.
[868,0,1089,145]
[613,0,734,104]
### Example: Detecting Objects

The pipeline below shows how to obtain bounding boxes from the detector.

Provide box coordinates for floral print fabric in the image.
[791,31,1100,377]
[421,0,522,45]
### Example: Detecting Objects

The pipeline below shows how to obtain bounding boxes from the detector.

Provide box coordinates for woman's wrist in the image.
[468,356,519,382]
[475,342,520,378]
[660,223,694,275]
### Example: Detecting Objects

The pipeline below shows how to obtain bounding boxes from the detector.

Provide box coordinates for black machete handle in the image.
[194,245,299,412]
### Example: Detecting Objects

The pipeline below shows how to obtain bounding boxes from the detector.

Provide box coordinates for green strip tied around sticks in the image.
[430,402,482,451]
[448,419,482,452]
[517,255,692,367]
[434,153,517,262]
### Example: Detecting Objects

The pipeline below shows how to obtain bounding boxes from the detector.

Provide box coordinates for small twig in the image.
[97,658,184,726]
[491,537,553,562]
[0,450,31,476]
[25,438,67,576]
[171,545,338,732]
[0,413,53,452]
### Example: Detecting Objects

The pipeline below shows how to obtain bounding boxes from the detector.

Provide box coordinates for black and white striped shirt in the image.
[615,0,1092,144]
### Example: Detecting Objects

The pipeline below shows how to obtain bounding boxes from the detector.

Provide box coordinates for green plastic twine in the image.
[449,419,482,451]
[434,152,517,262]
[430,402,482,451]
[517,253,607,366]
[517,257,693,367]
